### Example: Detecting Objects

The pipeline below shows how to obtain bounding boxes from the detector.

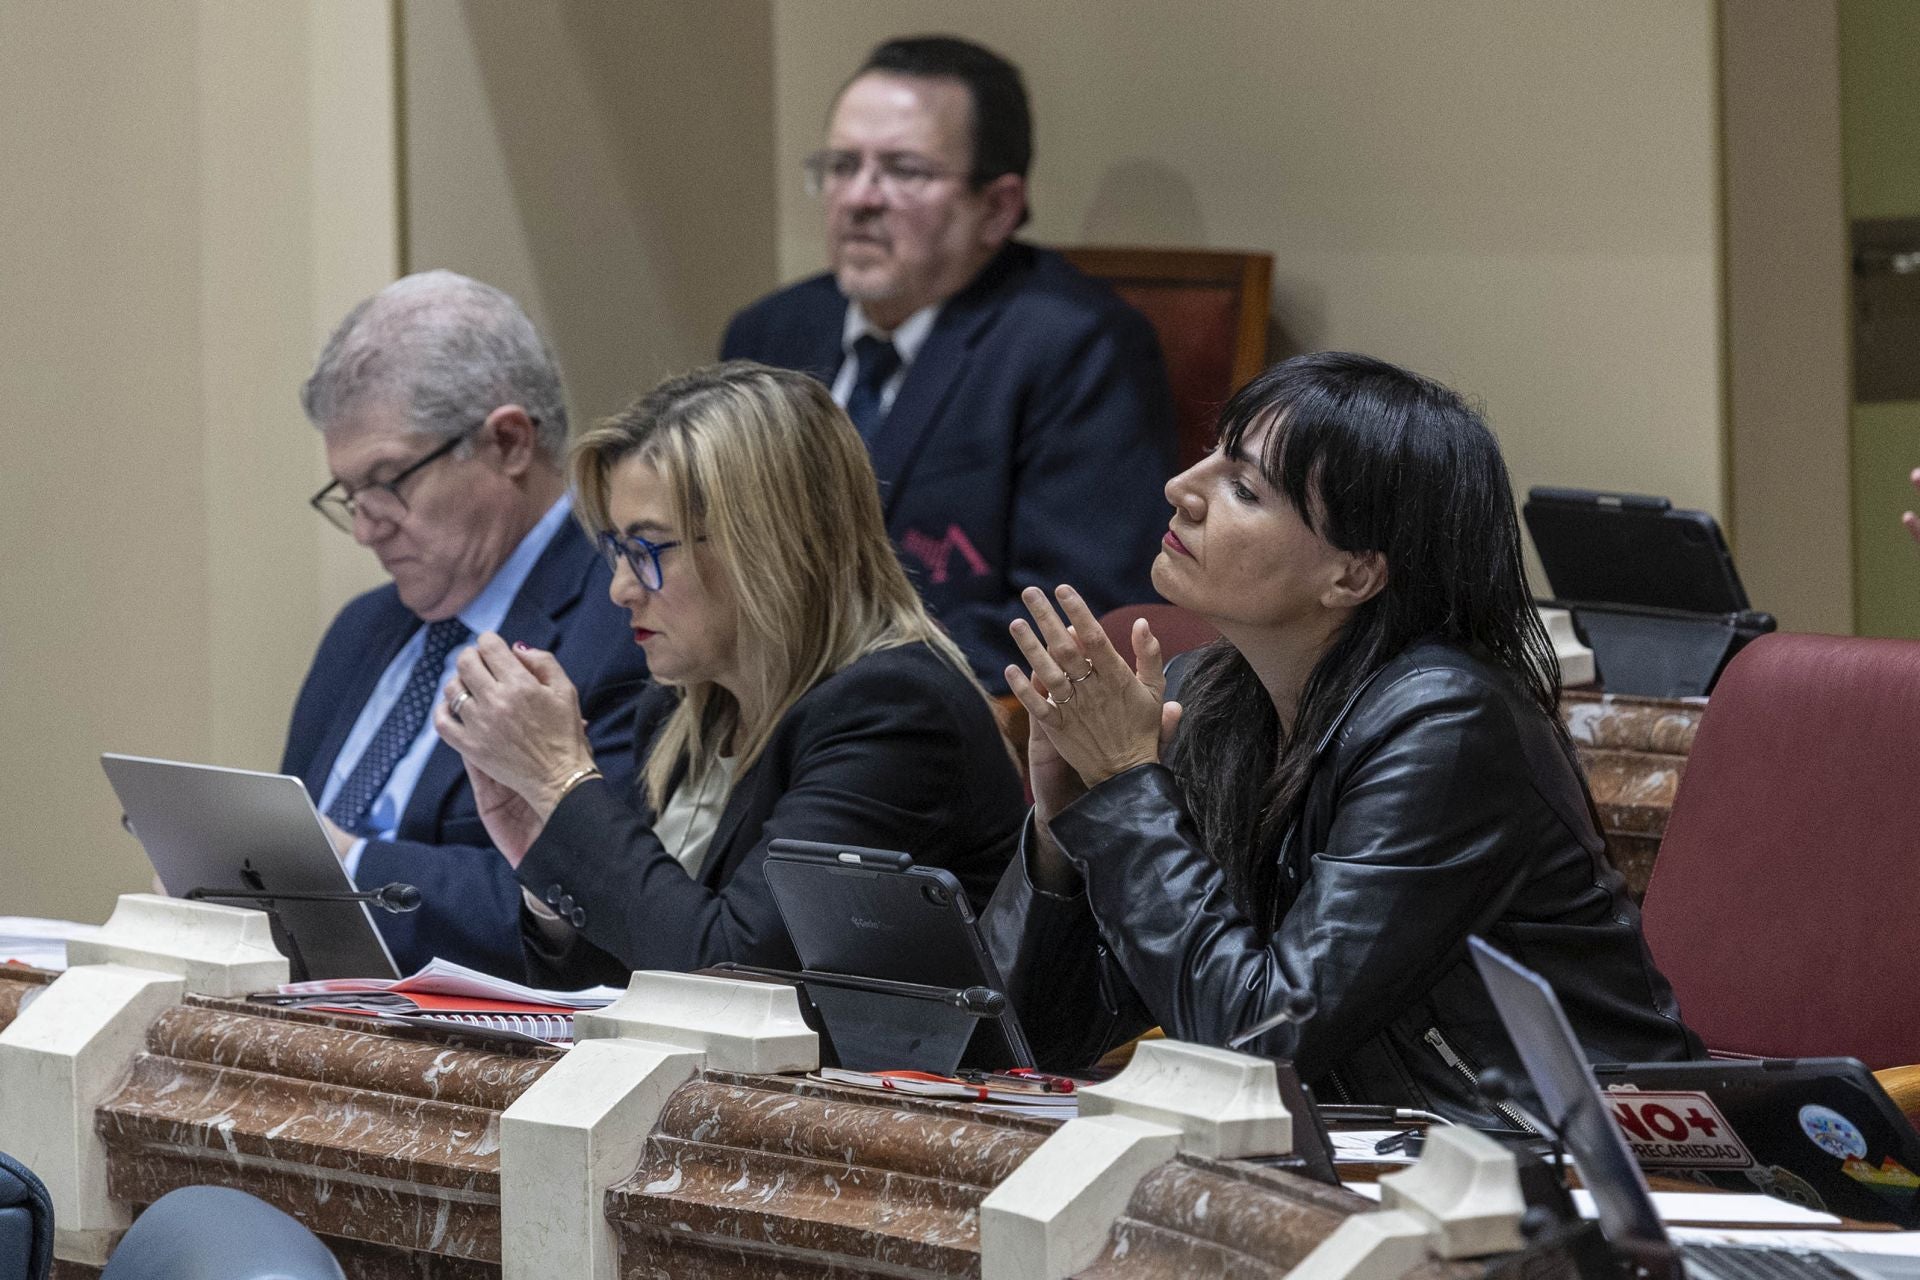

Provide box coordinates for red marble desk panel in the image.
[1074,1153,1508,1280]
[598,1073,1504,1280]
[608,1071,1053,1278]
[92,997,558,1279]
[0,964,56,1035]
[1559,691,1704,898]
[64,997,1599,1280]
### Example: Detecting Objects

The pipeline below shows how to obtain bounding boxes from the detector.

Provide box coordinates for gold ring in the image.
[448,688,472,722]
[1068,658,1096,685]
[1048,687,1075,708]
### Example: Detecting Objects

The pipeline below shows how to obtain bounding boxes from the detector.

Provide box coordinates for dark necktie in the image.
[844,334,902,442]
[325,617,470,836]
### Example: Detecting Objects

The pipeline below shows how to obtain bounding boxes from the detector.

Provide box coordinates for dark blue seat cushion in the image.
[0,1152,53,1280]
[100,1185,342,1280]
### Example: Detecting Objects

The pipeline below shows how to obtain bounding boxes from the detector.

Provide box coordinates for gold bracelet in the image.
[554,766,603,803]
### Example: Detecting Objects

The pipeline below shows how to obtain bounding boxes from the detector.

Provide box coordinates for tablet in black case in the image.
[762,839,1034,1071]
[1523,486,1750,615]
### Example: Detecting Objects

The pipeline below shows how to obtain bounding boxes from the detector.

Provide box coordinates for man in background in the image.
[286,271,649,976]
[723,35,1175,688]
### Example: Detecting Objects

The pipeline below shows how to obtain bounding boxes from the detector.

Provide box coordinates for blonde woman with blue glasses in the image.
[435,361,1023,985]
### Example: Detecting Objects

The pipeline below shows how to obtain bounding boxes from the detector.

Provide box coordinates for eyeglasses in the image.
[596,529,684,592]
[802,149,969,201]
[309,420,503,534]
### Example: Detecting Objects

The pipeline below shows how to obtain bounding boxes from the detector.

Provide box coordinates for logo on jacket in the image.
[900,524,991,584]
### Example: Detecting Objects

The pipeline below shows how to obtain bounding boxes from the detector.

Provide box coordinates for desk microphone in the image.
[185,882,422,914]
[1227,989,1318,1052]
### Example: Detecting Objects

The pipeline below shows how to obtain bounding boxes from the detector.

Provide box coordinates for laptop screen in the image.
[1468,937,1677,1270]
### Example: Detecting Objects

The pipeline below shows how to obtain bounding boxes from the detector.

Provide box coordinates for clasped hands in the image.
[431,632,595,868]
[1006,585,1183,889]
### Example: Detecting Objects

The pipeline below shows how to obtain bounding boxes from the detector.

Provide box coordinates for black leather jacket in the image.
[982,639,1701,1125]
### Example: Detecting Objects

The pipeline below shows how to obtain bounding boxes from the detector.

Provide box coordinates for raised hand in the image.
[463,757,544,868]
[432,632,596,820]
[1005,584,1181,796]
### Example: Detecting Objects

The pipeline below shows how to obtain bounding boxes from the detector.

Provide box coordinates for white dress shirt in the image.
[829,301,942,415]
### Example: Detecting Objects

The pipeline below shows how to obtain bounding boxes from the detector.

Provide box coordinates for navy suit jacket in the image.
[280,519,651,977]
[722,243,1176,689]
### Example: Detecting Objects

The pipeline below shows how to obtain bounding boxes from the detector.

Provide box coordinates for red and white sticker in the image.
[1604,1089,1754,1169]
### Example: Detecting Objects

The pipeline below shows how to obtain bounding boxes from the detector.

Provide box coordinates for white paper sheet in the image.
[0,916,104,971]
[1345,1181,1846,1229]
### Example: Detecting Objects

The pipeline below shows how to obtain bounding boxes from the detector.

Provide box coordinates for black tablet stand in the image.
[707,962,1025,1073]
[1546,598,1775,699]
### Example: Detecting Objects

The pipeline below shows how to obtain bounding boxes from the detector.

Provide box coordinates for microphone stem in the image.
[1229,1008,1300,1051]
[187,888,377,905]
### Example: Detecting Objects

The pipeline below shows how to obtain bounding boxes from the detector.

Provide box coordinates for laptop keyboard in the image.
[1681,1244,1863,1280]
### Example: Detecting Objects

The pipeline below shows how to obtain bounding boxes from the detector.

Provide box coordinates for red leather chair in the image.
[1060,247,1271,469]
[1640,632,1920,1086]
[1097,602,1220,667]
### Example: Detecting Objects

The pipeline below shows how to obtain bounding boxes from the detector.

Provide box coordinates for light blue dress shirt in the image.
[326,497,574,881]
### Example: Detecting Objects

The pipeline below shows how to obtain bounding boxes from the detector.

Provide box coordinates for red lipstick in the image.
[1162,530,1192,557]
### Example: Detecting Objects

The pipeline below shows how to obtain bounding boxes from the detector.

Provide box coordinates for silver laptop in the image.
[102,754,400,980]
[1468,937,1920,1280]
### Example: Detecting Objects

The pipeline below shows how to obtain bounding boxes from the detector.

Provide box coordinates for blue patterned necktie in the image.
[844,334,902,442]
[325,617,470,835]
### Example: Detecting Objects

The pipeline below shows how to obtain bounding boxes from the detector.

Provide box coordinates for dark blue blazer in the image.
[722,243,1176,689]
[280,518,651,978]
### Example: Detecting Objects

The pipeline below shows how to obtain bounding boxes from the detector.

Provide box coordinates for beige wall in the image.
[1720,0,1854,634]
[772,0,1726,542]
[401,0,777,428]
[0,1,396,922]
[7,1,1810,926]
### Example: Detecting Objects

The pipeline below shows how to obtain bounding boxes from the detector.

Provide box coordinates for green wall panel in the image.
[1841,0,1920,632]
[1839,0,1920,218]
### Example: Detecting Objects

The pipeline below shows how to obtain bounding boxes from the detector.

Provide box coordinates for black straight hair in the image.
[857,35,1032,201]
[1165,351,1563,931]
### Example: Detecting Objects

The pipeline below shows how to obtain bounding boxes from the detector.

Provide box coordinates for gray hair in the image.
[300,270,569,459]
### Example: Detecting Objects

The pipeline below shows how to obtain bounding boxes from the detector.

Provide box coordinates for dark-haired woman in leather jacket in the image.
[985,353,1700,1125]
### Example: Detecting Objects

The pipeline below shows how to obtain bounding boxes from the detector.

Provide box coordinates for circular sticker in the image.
[1798,1104,1868,1159]
[1746,1164,1828,1213]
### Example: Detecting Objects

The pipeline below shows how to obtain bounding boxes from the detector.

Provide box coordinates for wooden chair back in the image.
[1060,246,1272,468]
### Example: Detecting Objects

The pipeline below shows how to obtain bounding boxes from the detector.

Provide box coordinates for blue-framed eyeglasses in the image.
[596,530,682,591]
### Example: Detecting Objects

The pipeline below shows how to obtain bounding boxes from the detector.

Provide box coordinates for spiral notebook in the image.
[287,994,579,1044]
[255,957,616,1045]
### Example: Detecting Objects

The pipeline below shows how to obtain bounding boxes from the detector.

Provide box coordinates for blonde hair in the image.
[572,361,980,812]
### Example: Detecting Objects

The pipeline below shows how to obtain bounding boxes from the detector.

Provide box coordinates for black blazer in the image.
[518,643,1025,987]
[722,243,1177,688]
[984,640,1701,1124]
[281,519,651,976]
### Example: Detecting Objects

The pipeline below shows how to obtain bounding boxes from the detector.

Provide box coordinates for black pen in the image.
[1376,1128,1424,1155]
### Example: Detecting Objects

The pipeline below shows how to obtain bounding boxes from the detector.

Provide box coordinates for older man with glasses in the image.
[284,270,650,977]
[722,35,1175,692]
